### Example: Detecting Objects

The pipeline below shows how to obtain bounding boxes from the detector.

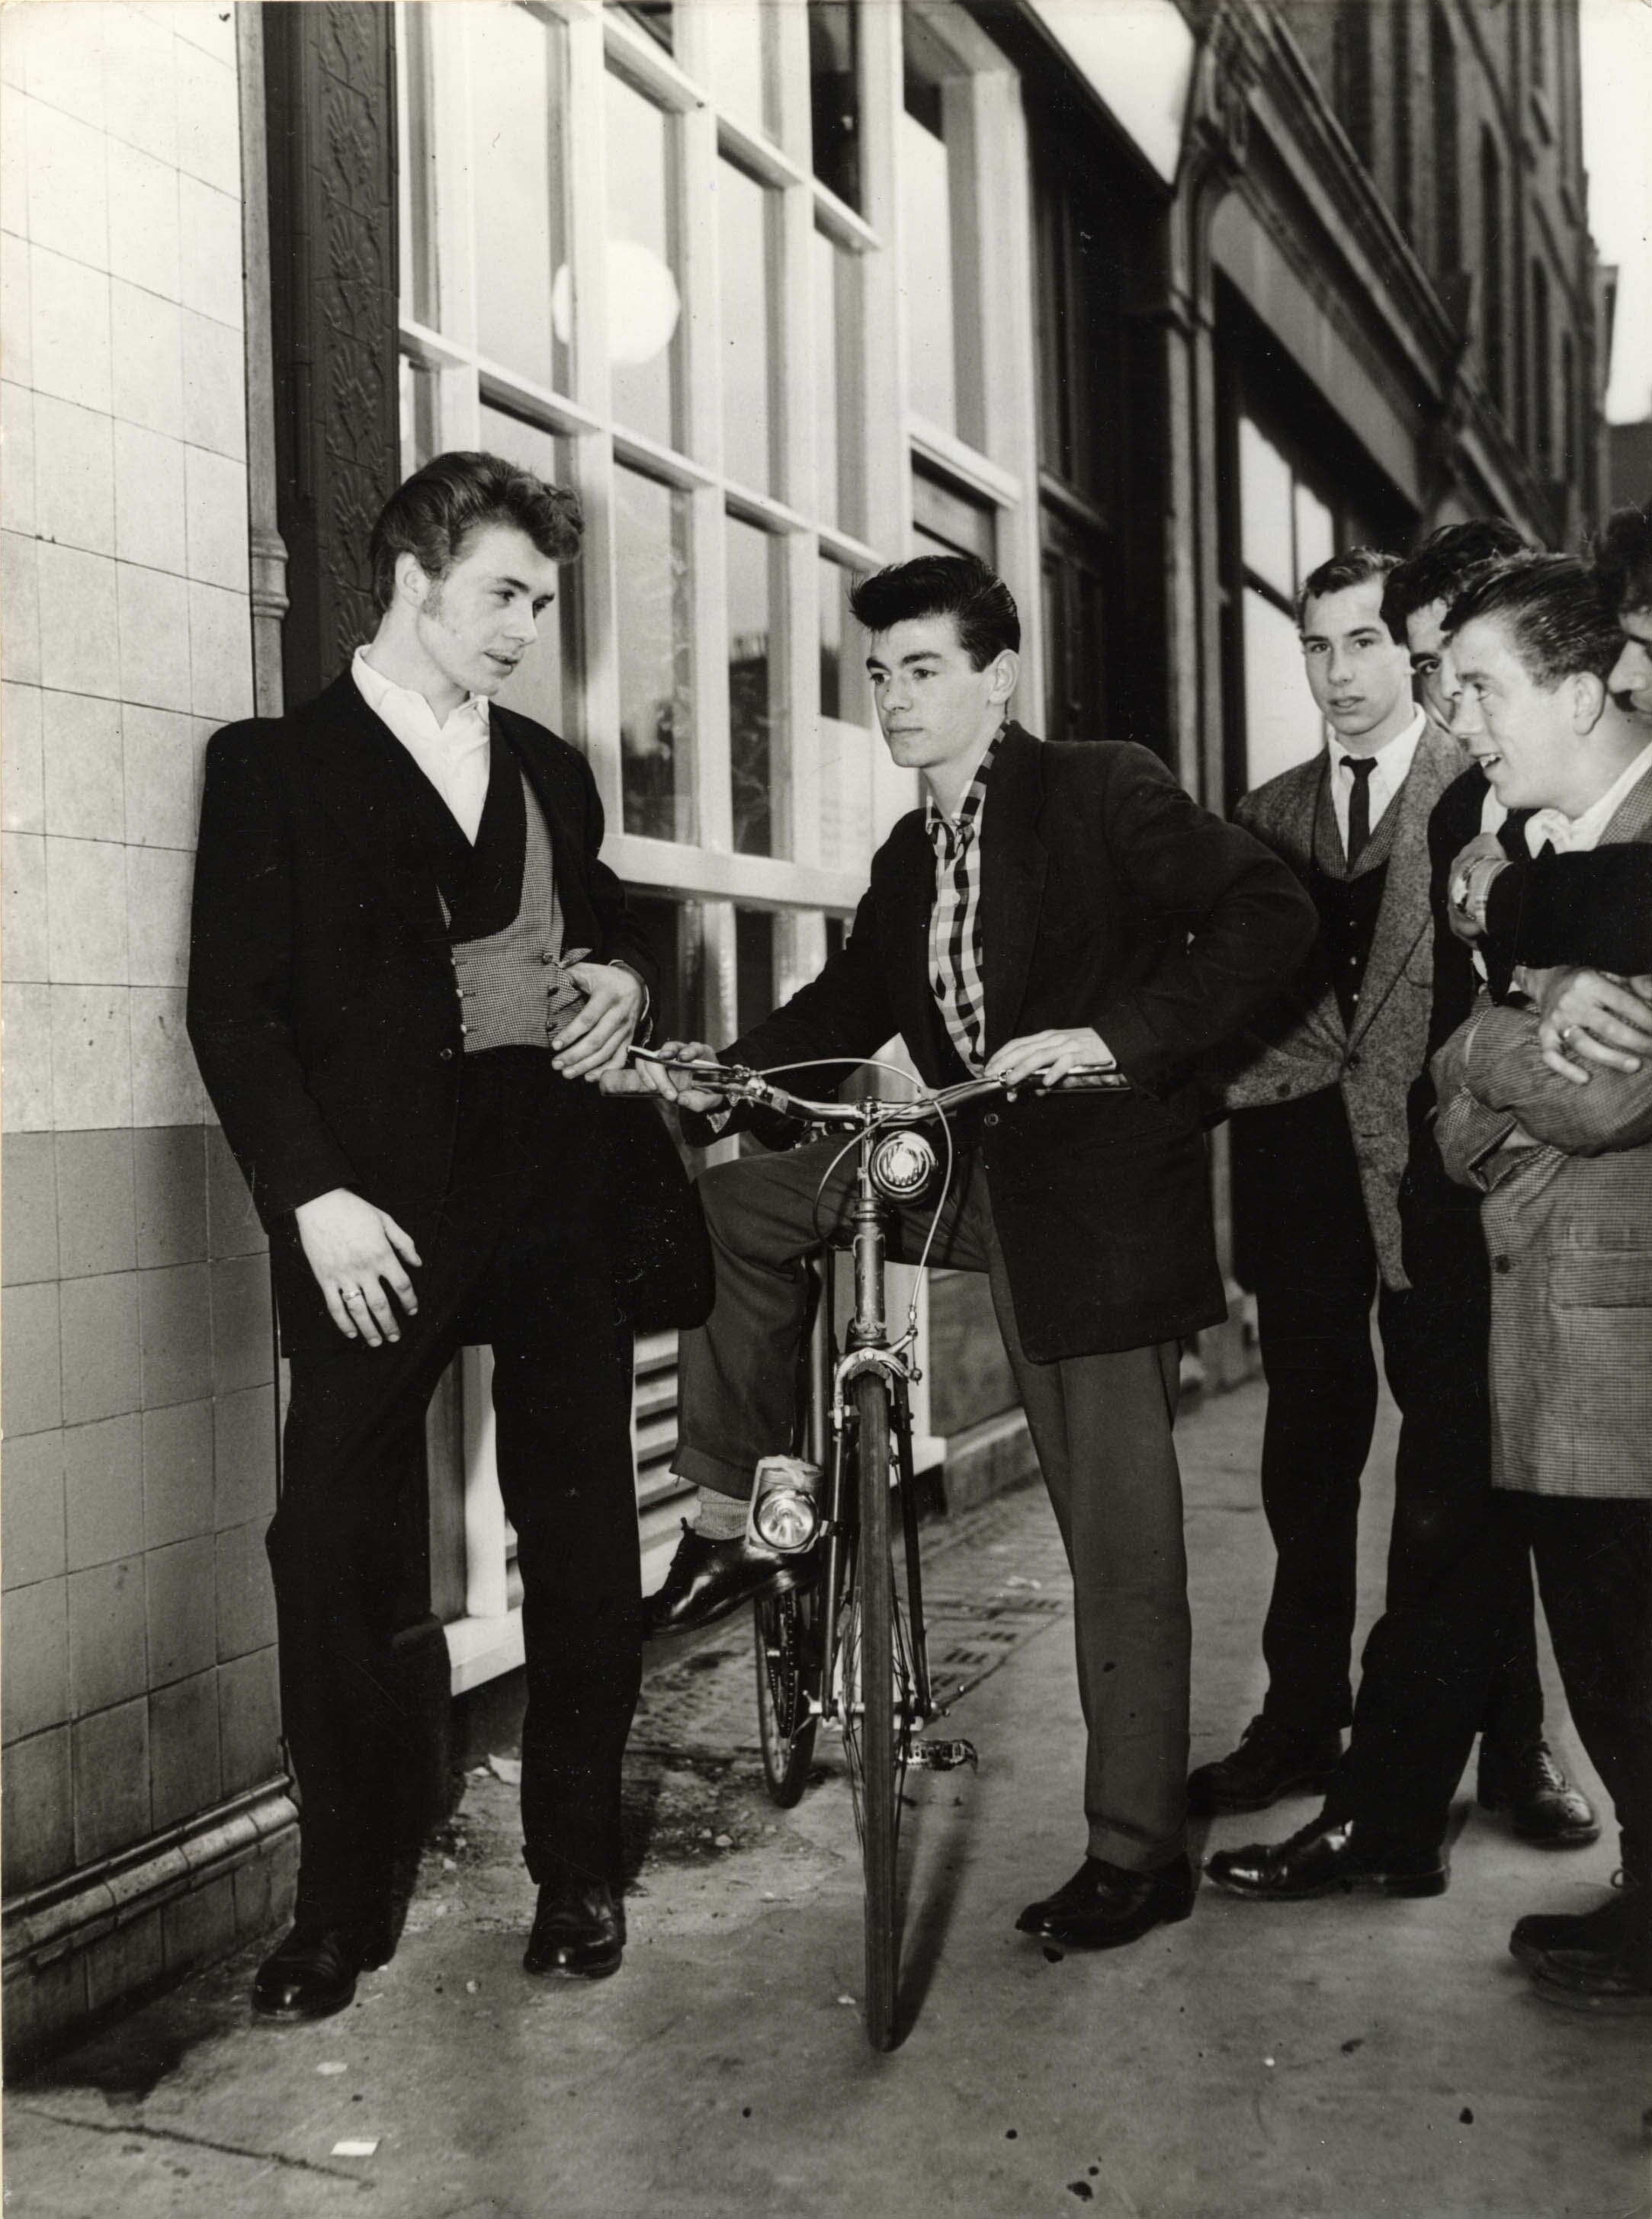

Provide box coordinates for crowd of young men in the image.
[188,443,1651,2024]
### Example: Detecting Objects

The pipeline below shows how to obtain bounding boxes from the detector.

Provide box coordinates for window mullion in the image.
[858,0,910,562]
[983,69,1044,734]
[565,7,614,427]
[432,2,480,449]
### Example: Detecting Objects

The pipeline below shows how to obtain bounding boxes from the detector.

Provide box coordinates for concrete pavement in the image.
[7,1377,1649,2218]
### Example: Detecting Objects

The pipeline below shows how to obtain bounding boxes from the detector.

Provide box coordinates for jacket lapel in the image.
[977,725,1048,1057]
[493,707,599,946]
[877,814,945,1076]
[294,674,450,942]
[1349,722,1457,1048]
[1603,756,1652,848]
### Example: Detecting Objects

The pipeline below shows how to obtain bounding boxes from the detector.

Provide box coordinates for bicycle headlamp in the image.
[750,1455,822,1553]
[870,1130,937,1201]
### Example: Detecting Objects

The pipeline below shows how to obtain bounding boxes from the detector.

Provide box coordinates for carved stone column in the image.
[262,2,453,1845]
[264,1,400,710]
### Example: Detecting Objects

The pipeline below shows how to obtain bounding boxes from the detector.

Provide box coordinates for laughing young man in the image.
[613,554,1316,1951]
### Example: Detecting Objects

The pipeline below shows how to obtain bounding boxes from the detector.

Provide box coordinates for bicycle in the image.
[636,1047,1128,2051]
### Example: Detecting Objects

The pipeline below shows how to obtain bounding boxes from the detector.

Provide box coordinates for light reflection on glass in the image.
[900,55,956,434]
[606,73,682,450]
[1243,588,1320,787]
[727,516,780,857]
[704,1,770,134]
[471,5,568,393]
[615,466,695,841]
[812,228,862,534]
[1239,418,1295,601]
[719,161,775,495]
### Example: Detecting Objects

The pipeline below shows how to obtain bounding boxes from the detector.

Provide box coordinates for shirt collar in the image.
[1525,736,1652,857]
[1326,705,1426,787]
[925,723,1007,839]
[352,645,490,743]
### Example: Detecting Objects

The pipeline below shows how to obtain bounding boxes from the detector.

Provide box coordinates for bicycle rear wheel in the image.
[840,1368,912,2051]
[754,1584,820,1807]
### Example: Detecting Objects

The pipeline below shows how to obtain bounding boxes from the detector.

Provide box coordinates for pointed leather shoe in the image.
[252,1923,364,2022]
[1187,1714,1342,1817]
[645,1521,818,1638]
[1207,1817,1446,1901]
[523,1875,625,1980]
[1015,1855,1195,1951]
[1510,1879,1644,1971]
[1477,1740,1600,1849]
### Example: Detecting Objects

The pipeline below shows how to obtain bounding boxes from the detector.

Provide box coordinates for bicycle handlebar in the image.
[629,1047,1129,1134]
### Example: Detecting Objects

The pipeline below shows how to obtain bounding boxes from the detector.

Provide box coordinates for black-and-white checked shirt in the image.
[925,728,1005,1074]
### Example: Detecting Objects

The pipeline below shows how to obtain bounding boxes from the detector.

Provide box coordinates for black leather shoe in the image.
[1510,1878,1644,1970]
[644,1520,818,1638]
[1015,1855,1195,1951]
[1207,1817,1446,1901]
[1477,1740,1601,1849]
[1186,1714,1342,1816]
[1528,1945,1652,2015]
[523,1874,625,1980]
[252,1924,365,2022]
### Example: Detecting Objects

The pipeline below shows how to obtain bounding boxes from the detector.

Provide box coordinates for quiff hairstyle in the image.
[848,554,1020,668]
[1380,518,1532,640]
[1445,552,1624,687]
[369,451,584,613]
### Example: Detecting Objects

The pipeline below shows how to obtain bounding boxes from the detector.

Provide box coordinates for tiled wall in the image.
[2,2,282,1936]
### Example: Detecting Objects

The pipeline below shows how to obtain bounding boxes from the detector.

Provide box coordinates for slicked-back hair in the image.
[848,555,1020,669]
[369,451,584,613]
[1589,500,1652,622]
[1381,518,1532,640]
[1445,552,1624,687]
[1294,547,1401,634]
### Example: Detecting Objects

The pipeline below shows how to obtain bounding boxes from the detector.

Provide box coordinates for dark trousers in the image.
[674,1141,1190,1872]
[1343,1495,1652,1910]
[1239,1089,1543,1749]
[268,1060,641,1929]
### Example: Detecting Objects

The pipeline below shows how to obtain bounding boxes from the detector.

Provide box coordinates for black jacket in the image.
[708,724,1318,1359]
[187,673,700,1346]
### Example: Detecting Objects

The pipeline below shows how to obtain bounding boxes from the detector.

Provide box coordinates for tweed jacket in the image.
[1432,769,1652,1501]
[1208,722,1463,1289]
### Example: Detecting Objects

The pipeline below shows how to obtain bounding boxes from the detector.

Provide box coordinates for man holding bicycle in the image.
[611,556,1316,1951]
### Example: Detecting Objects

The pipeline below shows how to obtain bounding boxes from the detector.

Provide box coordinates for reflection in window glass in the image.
[727,517,781,858]
[471,5,568,393]
[399,356,438,483]
[1239,418,1295,600]
[719,162,775,495]
[704,2,770,135]
[912,463,996,563]
[900,57,957,435]
[819,553,846,720]
[1294,483,1335,587]
[605,74,682,451]
[808,0,860,209]
[812,227,862,534]
[1243,588,1319,787]
[615,467,694,841]
[396,1,438,325]
[736,906,776,1037]
[817,556,871,874]
[475,405,579,738]
[626,893,703,1050]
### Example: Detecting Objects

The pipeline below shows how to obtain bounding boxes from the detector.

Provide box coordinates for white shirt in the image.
[352,646,492,842]
[1524,737,1652,858]
[1326,707,1426,856]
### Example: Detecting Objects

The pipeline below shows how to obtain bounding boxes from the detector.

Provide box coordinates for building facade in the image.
[2,0,1609,2065]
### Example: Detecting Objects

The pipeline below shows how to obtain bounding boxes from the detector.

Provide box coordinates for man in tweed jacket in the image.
[1211,549,1652,2014]
[1195,549,1582,1842]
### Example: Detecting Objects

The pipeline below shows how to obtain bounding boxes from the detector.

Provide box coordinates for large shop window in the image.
[1233,415,1336,792]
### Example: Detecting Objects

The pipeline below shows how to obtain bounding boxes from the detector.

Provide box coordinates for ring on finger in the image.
[344,1287,367,1307]
[1559,1023,1580,1047]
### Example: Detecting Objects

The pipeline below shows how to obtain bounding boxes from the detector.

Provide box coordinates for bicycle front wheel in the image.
[842,1368,907,2051]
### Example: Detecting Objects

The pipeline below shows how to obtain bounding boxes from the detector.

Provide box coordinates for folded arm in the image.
[1431,995,1652,1185]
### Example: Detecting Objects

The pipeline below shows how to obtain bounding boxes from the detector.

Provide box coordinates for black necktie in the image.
[1345,756,1377,870]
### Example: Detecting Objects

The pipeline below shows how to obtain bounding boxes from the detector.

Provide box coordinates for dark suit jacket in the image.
[703,724,1317,1361]
[187,672,665,1348]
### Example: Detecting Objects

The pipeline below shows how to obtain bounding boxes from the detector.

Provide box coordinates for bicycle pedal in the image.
[907,1738,978,1773]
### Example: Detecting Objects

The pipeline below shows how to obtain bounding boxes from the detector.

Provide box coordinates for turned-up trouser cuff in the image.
[674,1140,1191,1871]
